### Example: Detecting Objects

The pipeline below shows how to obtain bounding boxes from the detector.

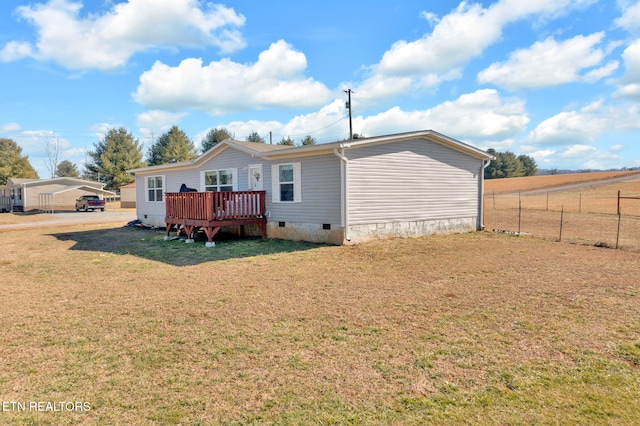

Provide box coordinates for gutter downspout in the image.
[479,159,492,230]
[333,146,351,242]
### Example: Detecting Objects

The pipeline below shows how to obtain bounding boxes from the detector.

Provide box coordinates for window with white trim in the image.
[147,176,164,202]
[272,163,301,203]
[202,169,237,192]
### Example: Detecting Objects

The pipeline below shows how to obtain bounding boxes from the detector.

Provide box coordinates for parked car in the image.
[75,195,106,212]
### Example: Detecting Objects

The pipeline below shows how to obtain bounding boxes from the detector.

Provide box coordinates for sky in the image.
[1,0,640,179]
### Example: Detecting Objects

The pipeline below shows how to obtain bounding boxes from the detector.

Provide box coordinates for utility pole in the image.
[344,89,354,140]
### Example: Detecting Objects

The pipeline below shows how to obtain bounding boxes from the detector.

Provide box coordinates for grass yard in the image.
[1,223,639,424]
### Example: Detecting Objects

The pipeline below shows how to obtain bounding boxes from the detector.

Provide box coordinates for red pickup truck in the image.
[75,195,106,212]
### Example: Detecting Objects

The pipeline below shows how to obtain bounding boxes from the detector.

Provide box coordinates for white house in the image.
[127,130,494,244]
[2,177,114,212]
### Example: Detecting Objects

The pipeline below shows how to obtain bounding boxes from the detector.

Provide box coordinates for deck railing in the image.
[165,191,266,221]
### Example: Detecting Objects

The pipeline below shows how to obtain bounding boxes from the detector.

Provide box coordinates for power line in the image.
[270,113,349,139]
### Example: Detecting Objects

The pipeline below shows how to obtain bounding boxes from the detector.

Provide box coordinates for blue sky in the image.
[2,0,640,178]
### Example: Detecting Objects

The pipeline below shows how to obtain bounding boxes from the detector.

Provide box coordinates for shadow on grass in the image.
[50,226,328,266]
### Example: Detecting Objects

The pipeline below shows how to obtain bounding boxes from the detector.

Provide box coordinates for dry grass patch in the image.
[0,212,52,226]
[1,225,639,424]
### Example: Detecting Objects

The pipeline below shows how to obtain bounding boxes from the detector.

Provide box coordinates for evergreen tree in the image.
[246,130,265,143]
[300,135,316,146]
[147,126,198,166]
[278,136,295,146]
[86,127,146,190]
[56,160,80,178]
[0,138,39,185]
[484,149,538,179]
[201,127,232,153]
[518,154,538,176]
[484,149,504,179]
[500,151,525,178]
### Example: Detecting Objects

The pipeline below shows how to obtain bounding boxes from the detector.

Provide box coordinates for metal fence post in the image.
[518,193,522,234]
[616,212,621,249]
[559,205,564,242]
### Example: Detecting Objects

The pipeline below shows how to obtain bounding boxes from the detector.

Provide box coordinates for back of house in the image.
[128,130,493,244]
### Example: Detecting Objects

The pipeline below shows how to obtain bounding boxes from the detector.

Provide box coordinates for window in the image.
[272,163,301,203]
[202,169,237,192]
[147,176,164,202]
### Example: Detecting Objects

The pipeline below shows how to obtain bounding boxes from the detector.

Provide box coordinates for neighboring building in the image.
[120,182,136,208]
[0,184,10,212]
[128,130,494,244]
[3,177,114,212]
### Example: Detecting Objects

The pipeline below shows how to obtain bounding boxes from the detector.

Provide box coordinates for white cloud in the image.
[0,41,33,62]
[355,89,529,142]
[224,120,284,143]
[1,122,22,132]
[378,0,597,78]
[560,144,596,158]
[3,0,246,70]
[527,100,640,145]
[350,0,598,106]
[135,110,188,141]
[614,39,640,100]
[615,1,640,34]
[478,33,616,89]
[420,11,440,27]
[527,149,556,162]
[133,40,333,114]
[200,89,528,146]
[377,2,501,77]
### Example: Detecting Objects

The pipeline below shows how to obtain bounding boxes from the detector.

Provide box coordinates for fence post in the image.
[579,192,582,214]
[546,192,549,211]
[518,193,522,234]
[559,205,564,242]
[616,212,621,249]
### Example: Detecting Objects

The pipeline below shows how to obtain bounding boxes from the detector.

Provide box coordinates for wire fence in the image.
[484,190,640,252]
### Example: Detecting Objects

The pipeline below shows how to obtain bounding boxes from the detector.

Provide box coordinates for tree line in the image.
[484,148,537,179]
[1,126,316,190]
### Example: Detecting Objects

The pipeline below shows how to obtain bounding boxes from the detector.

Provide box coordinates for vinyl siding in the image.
[135,148,343,226]
[265,154,341,224]
[347,138,481,225]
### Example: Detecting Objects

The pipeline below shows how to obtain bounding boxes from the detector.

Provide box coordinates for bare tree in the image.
[44,138,62,178]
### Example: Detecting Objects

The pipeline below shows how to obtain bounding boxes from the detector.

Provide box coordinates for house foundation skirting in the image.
[266,221,344,245]
[347,217,477,243]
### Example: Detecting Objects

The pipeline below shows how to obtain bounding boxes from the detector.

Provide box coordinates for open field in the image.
[484,170,640,194]
[484,172,640,251]
[1,222,639,424]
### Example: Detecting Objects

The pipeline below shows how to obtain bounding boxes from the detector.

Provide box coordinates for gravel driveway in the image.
[0,210,137,231]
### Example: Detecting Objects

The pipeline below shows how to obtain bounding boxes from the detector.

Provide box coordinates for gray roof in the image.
[128,130,493,175]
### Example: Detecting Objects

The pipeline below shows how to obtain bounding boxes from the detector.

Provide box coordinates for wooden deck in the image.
[164,191,267,245]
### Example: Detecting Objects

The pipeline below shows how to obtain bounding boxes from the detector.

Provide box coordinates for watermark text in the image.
[2,401,90,412]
